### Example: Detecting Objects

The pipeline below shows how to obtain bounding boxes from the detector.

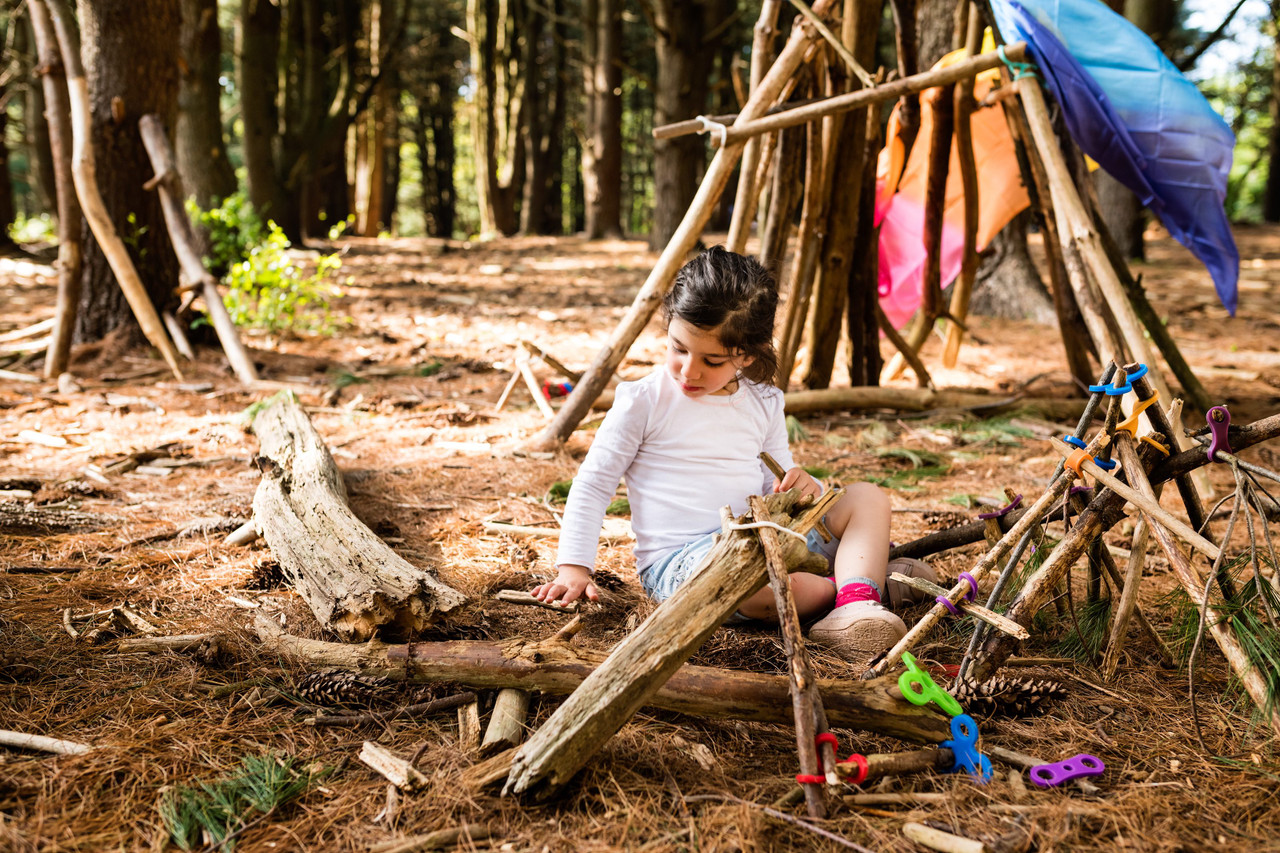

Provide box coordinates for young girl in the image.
[532,247,933,660]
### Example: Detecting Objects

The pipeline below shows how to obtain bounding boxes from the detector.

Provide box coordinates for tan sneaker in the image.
[885,558,937,609]
[808,601,907,661]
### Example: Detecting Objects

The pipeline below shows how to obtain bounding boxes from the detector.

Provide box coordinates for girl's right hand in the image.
[532,564,599,605]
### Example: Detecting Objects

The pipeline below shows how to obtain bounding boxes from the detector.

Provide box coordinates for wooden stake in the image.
[138,115,259,384]
[1101,439,1157,680]
[727,0,783,254]
[43,0,184,380]
[941,6,983,368]
[750,495,829,818]
[776,116,826,386]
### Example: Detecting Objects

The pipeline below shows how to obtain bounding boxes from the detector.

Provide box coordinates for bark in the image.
[251,613,952,742]
[73,0,181,345]
[585,0,622,238]
[915,0,955,69]
[650,0,719,248]
[1265,0,1280,222]
[783,386,1087,420]
[847,104,884,387]
[0,88,15,248]
[239,0,285,226]
[177,0,235,212]
[354,0,390,237]
[468,0,525,236]
[249,393,465,640]
[21,16,57,216]
[1093,169,1144,261]
[520,0,564,235]
[801,0,881,390]
[418,79,456,238]
[969,211,1057,322]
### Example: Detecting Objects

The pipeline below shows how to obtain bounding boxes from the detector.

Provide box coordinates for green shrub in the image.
[189,193,347,334]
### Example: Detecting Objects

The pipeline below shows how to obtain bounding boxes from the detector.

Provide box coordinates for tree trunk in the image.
[915,0,955,69]
[355,0,389,237]
[1265,0,1280,222]
[584,0,622,238]
[847,106,883,386]
[74,0,180,343]
[0,97,15,249]
[419,78,457,238]
[21,16,57,217]
[177,0,235,212]
[650,0,718,249]
[969,210,1057,322]
[801,0,881,390]
[520,0,558,235]
[239,0,284,225]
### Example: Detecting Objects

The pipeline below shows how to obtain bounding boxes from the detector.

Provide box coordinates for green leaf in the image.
[547,479,572,503]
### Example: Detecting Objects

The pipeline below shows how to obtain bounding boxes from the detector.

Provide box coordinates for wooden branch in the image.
[29,0,83,379]
[369,826,493,853]
[495,590,581,612]
[0,729,92,755]
[776,118,825,386]
[887,572,1028,639]
[712,43,1027,148]
[876,304,934,390]
[1113,430,1280,738]
[521,340,582,383]
[43,0,184,380]
[138,115,259,384]
[529,0,838,450]
[117,633,220,654]
[306,692,479,727]
[783,387,1087,421]
[750,495,828,817]
[249,393,465,640]
[941,11,984,369]
[903,822,986,853]
[251,613,951,738]
[727,0,783,253]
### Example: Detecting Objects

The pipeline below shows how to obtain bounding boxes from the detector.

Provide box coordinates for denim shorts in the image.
[639,519,840,604]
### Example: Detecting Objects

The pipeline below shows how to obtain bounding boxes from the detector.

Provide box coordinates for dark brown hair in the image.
[661,246,778,385]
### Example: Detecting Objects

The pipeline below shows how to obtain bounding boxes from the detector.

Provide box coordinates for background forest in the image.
[0,0,1272,265]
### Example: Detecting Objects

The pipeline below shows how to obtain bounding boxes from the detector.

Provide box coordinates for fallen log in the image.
[250,614,950,741]
[782,387,1088,421]
[249,393,464,640]
[0,503,115,535]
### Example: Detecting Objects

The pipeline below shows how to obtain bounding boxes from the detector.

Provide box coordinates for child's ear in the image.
[738,353,755,368]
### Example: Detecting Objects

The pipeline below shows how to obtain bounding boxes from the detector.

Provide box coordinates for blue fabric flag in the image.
[991,0,1239,315]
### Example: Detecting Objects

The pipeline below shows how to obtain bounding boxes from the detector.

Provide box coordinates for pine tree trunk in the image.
[585,0,622,238]
[177,0,235,212]
[21,16,57,216]
[239,0,284,226]
[74,0,180,343]
[1093,169,1145,260]
[520,1,553,234]
[419,79,457,238]
[1265,7,1280,222]
[650,0,716,250]
[969,210,1056,322]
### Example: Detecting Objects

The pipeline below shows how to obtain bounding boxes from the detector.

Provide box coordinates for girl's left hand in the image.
[775,466,822,500]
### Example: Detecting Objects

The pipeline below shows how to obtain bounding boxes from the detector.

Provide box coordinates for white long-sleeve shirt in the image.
[555,368,796,574]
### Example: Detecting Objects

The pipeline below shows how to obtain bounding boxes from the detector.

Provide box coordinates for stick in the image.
[306,692,479,727]
[43,0,184,380]
[369,826,493,853]
[521,340,582,383]
[726,0,783,253]
[0,729,92,755]
[528,1,839,450]
[887,572,1029,639]
[1101,439,1157,679]
[518,359,556,419]
[481,689,532,755]
[902,822,987,853]
[750,495,828,818]
[706,43,1028,148]
[495,589,581,612]
[758,451,832,540]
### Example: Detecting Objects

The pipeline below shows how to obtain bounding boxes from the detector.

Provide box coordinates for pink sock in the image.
[834,581,881,607]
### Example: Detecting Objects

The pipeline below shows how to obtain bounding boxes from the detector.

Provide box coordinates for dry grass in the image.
[4,232,1280,850]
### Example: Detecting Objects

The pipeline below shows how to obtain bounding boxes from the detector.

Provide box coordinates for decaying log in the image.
[249,393,464,640]
[251,613,950,740]
[0,503,114,535]
[503,488,865,799]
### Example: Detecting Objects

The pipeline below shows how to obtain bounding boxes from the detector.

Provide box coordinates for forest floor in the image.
[2,225,1280,852]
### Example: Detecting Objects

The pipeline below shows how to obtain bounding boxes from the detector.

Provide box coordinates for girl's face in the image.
[666,318,754,398]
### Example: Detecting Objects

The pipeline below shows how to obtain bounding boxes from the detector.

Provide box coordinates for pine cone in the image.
[294,669,395,707]
[951,676,1067,718]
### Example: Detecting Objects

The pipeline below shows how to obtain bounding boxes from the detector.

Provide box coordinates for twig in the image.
[0,729,93,755]
[306,692,479,727]
[495,589,581,612]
